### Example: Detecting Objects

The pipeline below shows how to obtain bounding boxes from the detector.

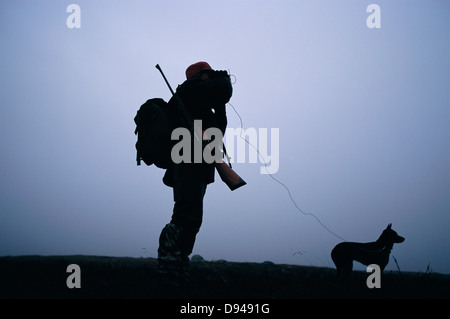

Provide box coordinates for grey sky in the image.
[1,0,449,274]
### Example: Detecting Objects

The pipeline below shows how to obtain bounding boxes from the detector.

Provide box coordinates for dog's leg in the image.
[335,266,342,279]
[342,261,353,279]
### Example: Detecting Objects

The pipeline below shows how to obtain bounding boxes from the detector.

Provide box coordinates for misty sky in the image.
[1,1,449,274]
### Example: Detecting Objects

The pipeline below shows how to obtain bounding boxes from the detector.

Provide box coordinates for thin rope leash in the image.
[227,102,347,243]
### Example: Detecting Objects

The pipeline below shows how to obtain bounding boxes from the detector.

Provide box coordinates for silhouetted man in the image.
[157,62,232,280]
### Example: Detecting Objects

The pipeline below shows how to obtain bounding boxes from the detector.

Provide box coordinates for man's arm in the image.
[177,74,233,113]
[214,103,227,135]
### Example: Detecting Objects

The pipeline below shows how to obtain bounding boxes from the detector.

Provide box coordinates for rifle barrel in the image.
[155,64,175,95]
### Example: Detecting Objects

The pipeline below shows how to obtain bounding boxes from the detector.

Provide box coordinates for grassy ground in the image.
[0,255,448,299]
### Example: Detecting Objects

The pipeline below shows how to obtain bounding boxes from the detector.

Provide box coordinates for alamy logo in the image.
[366,4,381,29]
[66,4,81,29]
[366,264,381,288]
[171,120,280,174]
[224,127,279,175]
[66,264,81,288]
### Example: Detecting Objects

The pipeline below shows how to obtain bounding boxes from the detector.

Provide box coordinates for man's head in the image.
[185,62,213,80]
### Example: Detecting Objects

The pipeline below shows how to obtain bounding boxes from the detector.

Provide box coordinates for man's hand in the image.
[207,70,230,79]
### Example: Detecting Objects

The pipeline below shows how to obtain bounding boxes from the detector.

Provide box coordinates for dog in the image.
[331,224,405,278]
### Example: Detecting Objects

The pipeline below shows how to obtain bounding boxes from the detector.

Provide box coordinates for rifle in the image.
[155,64,246,191]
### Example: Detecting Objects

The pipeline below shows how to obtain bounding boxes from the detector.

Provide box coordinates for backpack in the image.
[134,98,172,169]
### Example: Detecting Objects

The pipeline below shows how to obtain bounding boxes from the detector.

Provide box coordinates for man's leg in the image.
[157,165,207,274]
[157,222,184,274]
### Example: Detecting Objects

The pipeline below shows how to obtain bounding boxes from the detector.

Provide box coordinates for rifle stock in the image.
[215,161,247,191]
[155,64,246,191]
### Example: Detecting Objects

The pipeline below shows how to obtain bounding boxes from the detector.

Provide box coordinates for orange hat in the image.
[185,62,213,79]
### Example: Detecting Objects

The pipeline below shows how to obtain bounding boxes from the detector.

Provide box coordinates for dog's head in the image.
[380,223,405,244]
